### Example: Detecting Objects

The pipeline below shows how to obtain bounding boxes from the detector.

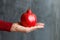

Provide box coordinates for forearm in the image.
[0,20,12,32]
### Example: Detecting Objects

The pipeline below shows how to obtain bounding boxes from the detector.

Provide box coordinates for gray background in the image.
[0,0,59,40]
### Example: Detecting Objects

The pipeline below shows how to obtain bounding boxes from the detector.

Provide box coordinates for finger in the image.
[36,23,45,26]
[20,23,44,33]
[29,24,44,31]
[36,25,44,29]
[24,23,45,32]
[36,23,44,28]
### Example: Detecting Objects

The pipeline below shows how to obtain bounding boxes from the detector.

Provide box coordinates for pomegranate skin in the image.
[20,9,37,27]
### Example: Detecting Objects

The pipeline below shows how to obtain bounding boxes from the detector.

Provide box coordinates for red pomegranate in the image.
[20,9,37,27]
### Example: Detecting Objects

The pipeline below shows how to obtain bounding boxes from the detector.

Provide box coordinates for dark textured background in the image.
[0,0,59,40]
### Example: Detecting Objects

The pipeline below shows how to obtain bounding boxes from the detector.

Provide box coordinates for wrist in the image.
[10,23,26,32]
[10,23,17,32]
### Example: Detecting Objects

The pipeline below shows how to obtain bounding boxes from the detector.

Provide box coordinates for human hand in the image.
[10,23,44,33]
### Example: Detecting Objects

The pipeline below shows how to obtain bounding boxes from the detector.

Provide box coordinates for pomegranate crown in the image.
[26,8,32,14]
